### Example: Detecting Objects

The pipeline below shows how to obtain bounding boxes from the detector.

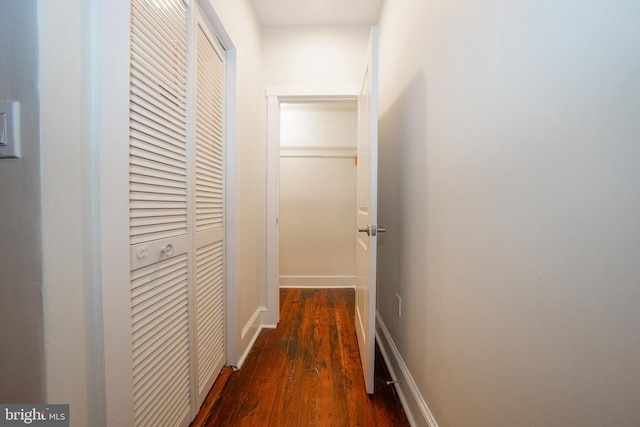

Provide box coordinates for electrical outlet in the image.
[395,294,402,318]
[0,102,20,159]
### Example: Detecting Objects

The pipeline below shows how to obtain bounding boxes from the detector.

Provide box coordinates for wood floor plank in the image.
[203,325,278,425]
[197,288,410,427]
[235,329,283,426]
[315,289,335,426]
[268,288,308,426]
[328,290,349,427]
[298,290,321,425]
[272,292,306,426]
[335,289,376,427]
[247,329,287,425]
[190,366,233,427]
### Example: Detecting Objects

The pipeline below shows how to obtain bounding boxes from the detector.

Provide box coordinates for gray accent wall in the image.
[376,0,640,425]
[0,0,45,403]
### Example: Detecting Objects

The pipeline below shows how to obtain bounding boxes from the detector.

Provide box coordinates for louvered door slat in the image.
[130,182,183,198]
[130,144,185,167]
[129,42,187,93]
[133,321,188,380]
[130,130,186,157]
[131,118,185,150]
[132,0,188,40]
[130,89,186,131]
[131,4,187,68]
[196,143,222,163]
[129,164,186,185]
[196,122,222,146]
[130,161,186,180]
[130,62,186,108]
[131,111,186,147]
[130,197,184,207]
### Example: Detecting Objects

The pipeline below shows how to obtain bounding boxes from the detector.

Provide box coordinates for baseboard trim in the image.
[376,313,439,427]
[237,306,266,369]
[279,275,356,288]
[261,308,278,329]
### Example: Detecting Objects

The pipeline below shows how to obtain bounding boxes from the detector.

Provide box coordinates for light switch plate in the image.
[0,102,20,159]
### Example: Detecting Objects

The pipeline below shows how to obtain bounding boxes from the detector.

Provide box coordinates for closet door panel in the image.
[130,0,191,426]
[194,22,226,402]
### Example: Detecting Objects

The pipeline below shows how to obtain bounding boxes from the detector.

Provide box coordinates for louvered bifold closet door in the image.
[129,0,191,426]
[194,22,226,403]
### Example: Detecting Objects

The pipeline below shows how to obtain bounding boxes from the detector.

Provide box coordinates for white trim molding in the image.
[237,306,267,369]
[265,94,281,327]
[376,313,439,427]
[280,276,356,289]
[280,145,357,158]
[279,276,356,288]
[266,86,359,99]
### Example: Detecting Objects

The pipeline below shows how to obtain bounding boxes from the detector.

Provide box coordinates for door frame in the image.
[264,87,359,326]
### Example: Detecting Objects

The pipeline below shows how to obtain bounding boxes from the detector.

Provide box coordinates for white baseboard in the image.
[376,312,439,427]
[279,275,356,288]
[261,308,278,329]
[237,306,266,369]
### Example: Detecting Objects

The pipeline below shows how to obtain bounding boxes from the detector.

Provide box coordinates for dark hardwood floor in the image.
[192,288,410,426]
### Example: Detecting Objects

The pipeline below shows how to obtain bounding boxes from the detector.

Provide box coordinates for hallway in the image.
[194,288,409,426]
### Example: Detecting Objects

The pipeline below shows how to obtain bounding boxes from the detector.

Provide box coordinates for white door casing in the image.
[355,26,379,395]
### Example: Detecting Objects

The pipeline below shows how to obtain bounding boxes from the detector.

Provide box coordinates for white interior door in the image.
[129,0,192,425]
[355,26,379,395]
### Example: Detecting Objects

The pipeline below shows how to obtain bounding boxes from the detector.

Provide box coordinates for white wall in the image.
[279,102,357,287]
[37,0,117,426]
[0,0,45,403]
[262,25,370,88]
[377,0,640,425]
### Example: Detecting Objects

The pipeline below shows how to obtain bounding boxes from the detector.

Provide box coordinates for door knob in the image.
[370,225,383,236]
[358,226,370,236]
[161,244,174,257]
[358,226,386,236]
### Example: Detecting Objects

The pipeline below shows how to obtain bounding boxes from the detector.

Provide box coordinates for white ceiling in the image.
[252,0,382,26]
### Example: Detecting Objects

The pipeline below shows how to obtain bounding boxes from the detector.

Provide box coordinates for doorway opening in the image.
[279,100,358,288]
[265,90,359,326]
